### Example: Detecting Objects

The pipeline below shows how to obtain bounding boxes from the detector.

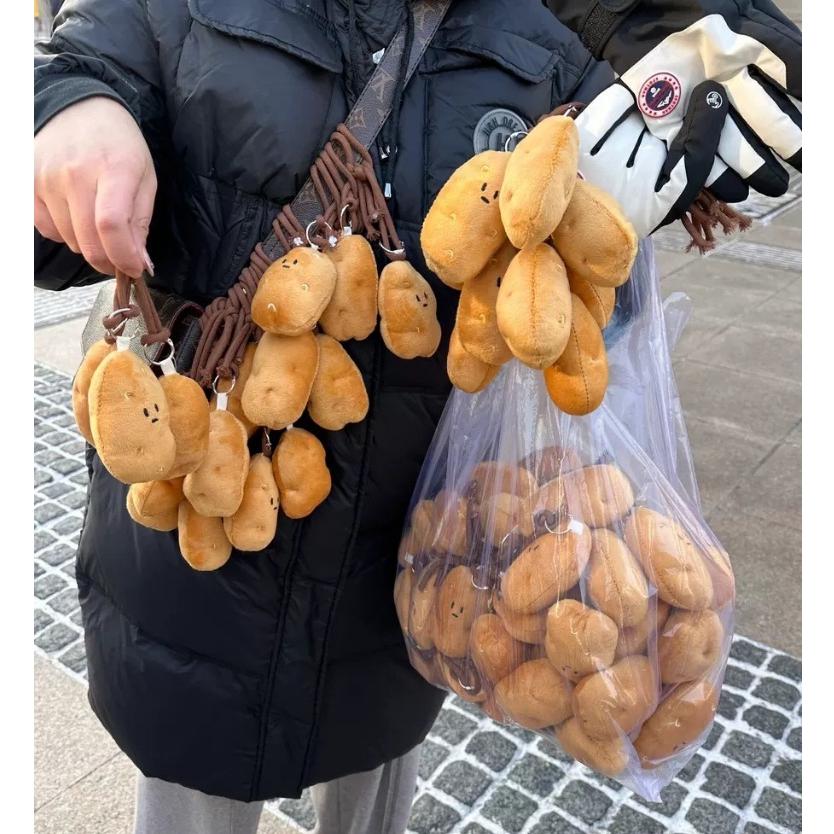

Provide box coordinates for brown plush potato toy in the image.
[544,293,609,415]
[72,339,114,446]
[496,244,572,369]
[493,658,574,730]
[159,369,210,478]
[272,426,332,518]
[251,246,337,335]
[447,325,500,394]
[242,332,320,430]
[178,500,233,571]
[568,273,616,330]
[182,409,249,517]
[433,565,486,658]
[319,234,379,342]
[223,453,280,551]
[544,599,618,682]
[126,477,185,532]
[378,261,442,359]
[307,334,369,430]
[421,150,510,288]
[499,115,579,250]
[88,347,177,484]
[552,178,638,288]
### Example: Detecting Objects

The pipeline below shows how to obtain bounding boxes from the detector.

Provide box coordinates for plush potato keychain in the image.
[567,273,616,331]
[447,325,500,394]
[72,339,114,446]
[178,500,233,571]
[242,332,320,430]
[211,343,258,438]
[223,453,280,551]
[496,244,572,369]
[544,599,618,682]
[421,150,510,289]
[544,293,609,415]
[307,334,369,430]
[657,609,723,685]
[586,529,649,629]
[158,361,210,478]
[616,600,671,660]
[182,408,249,517]
[470,613,525,684]
[499,115,579,250]
[88,341,177,484]
[564,464,634,528]
[319,234,379,341]
[126,477,185,532]
[557,718,628,777]
[251,246,337,335]
[552,178,637,288]
[433,565,486,658]
[408,565,440,651]
[456,241,515,367]
[272,427,331,518]
[378,261,442,359]
[493,595,547,645]
[493,658,574,730]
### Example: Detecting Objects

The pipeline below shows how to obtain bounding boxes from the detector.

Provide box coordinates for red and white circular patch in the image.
[638,73,682,119]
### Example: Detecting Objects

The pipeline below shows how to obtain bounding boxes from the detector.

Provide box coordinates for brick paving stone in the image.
[59,491,88,511]
[501,724,537,744]
[529,813,585,834]
[786,726,801,752]
[755,787,802,831]
[752,677,801,710]
[51,515,84,536]
[770,757,801,794]
[743,705,790,739]
[480,786,538,833]
[583,770,624,793]
[34,562,45,579]
[633,782,687,817]
[717,689,745,720]
[466,731,517,772]
[721,730,774,768]
[450,695,483,717]
[702,761,756,808]
[608,806,666,834]
[48,587,80,616]
[70,470,90,486]
[723,664,754,690]
[34,468,53,487]
[730,639,768,666]
[434,761,491,806]
[277,794,315,831]
[408,794,460,834]
[507,754,563,797]
[431,709,478,746]
[418,740,449,780]
[676,753,705,782]
[40,481,73,499]
[52,456,85,476]
[743,824,780,834]
[35,623,78,653]
[34,573,68,600]
[554,780,611,824]
[34,609,53,634]
[34,530,57,552]
[58,642,88,675]
[536,736,573,765]
[702,721,725,751]
[767,654,801,682]
[685,798,740,834]
[34,503,64,524]
[40,542,76,567]
[70,609,85,627]
[460,825,491,834]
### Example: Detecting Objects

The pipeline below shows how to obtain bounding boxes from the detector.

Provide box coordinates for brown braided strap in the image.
[104,271,170,347]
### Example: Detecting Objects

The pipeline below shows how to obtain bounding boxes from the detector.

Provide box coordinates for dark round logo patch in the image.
[473,108,528,153]
[638,73,682,119]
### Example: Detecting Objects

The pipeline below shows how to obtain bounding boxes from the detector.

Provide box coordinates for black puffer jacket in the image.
[35,0,612,802]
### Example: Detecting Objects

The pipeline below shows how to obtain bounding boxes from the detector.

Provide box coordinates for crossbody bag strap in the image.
[260,0,452,262]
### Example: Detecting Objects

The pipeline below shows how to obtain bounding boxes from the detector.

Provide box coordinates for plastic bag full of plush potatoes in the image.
[395,361,736,799]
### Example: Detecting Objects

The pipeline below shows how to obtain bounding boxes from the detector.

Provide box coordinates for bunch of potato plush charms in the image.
[70,214,444,571]
[421,113,638,414]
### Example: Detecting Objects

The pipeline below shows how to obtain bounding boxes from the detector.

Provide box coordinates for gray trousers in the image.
[133,745,421,834]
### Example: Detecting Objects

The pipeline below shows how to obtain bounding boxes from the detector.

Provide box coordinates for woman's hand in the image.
[34,97,157,278]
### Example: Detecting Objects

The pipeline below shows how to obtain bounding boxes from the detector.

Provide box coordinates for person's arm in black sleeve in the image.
[34,0,165,289]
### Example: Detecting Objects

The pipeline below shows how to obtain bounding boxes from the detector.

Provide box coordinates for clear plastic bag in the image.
[395,242,734,800]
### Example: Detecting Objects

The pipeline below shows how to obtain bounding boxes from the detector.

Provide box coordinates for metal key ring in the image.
[105,307,135,338]
[504,130,528,152]
[379,242,406,258]
[144,338,175,366]
[211,373,237,396]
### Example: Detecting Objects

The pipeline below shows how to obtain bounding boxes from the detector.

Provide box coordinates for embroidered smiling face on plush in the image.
[420,150,510,288]
[378,261,441,359]
[251,246,337,336]
[433,565,486,658]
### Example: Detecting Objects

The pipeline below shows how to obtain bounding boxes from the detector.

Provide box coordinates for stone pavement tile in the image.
[674,359,801,444]
[743,204,802,249]
[769,653,801,682]
[688,324,801,383]
[33,317,85,376]
[528,812,584,834]
[723,442,801,532]
[783,419,801,447]
[480,785,538,833]
[685,797,740,834]
[466,731,517,771]
[737,294,801,341]
[702,762,756,808]
[506,754,564,798]
[434,761,491,806]
[666,313,728,362]
[755,787,802,831]
[608,806,666,834]
[770,757,801,794]
[408,794,461,834]
[34,654,120,810]
[655,248,699,278]
[554,780,611,824]
[721,731,774,769]
[682,416,772,515]
[782,275,801,304]
[707,508,801,655]
[743,705,790,740]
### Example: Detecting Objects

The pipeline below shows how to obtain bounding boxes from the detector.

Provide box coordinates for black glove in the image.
[550,1,801,205]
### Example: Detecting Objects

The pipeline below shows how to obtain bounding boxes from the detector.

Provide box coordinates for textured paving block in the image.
[49,587,81,616]
[434,761,491,806]
[723,664,754,690]
[34,573,69,600]
[431,709,478,746]
[717,689,745,720]
[786,726,801,752]
[408,794,460,834]
[34,609,53,634]
[752,677,801,710]
[702,761,756,808]
[460,825,491,834]
[528,813,584,834]
[40,542,76,567]
[743,823,780,834]
[40,481,73,499]
[480,786,538,833]
[743,705,790,739]
[554,780,611,824]
[721,731,774,768]
[277,794,315,831]
[730,639,768,667]
[676,753,705,782]
[536,736,573,765]
[608,806,666,834]
[770,757,801,794]
[35,623,78,653]
[767,654,801,682]
[418,739,449,780]
[59,642,88,675]
[755,787,802,831]
[702,721,725,751]
[34,503,64,524]
[466,731,517,772]
[507,754,563,797]
[686,797,740,834]
[633,782,686,817]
